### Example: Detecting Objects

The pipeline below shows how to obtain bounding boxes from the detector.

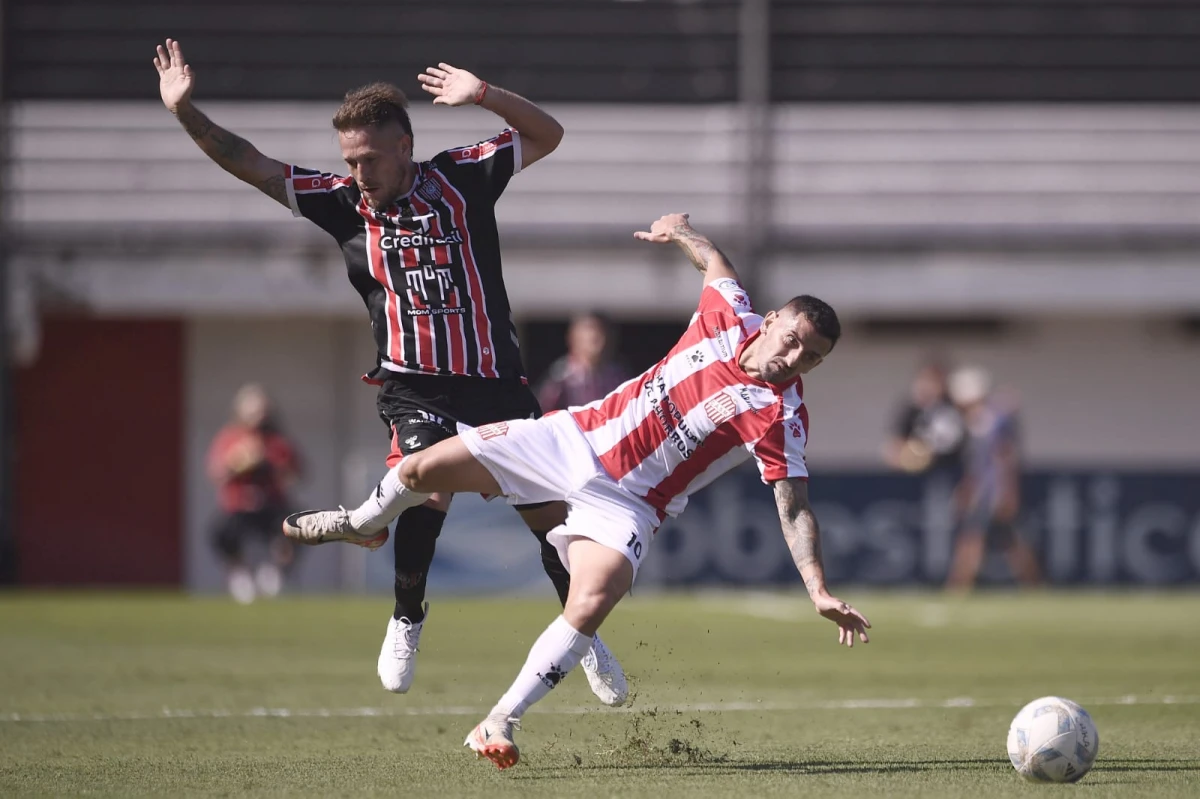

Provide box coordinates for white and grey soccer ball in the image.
[1007,696,1100,782]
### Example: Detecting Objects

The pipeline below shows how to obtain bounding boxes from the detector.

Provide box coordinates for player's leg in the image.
[515,499,628,707]
[375,419,454,693]
[516,502,572,605]
[283,374,491,546]
[399,435,507,496]
[484,366,631,707]
[466,538,633,770]
[946,500,992,592]
[247,508,286,598]
[282,427,495,547]
[377,496,449,692]
[282,454,437,546]
[212,513,256,604]
[999,523,1042,587]
[945,531,986,593]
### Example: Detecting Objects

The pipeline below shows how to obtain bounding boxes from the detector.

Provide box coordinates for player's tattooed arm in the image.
[669,225,725,274]
[156,39,288,207]
[775,477,873,646]
[774,478,828,600]
[634,213,742,287]
[173,102,289,208]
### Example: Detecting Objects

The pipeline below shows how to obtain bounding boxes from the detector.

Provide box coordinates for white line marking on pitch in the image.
[3,696,1197,724]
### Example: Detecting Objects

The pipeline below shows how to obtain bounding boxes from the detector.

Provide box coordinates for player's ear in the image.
[761,310,778,329]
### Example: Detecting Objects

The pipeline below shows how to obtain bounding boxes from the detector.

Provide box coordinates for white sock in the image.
[491,615,592,720]
[348,463,431,533]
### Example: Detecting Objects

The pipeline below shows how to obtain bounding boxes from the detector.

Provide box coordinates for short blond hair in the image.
[332,82,413,140]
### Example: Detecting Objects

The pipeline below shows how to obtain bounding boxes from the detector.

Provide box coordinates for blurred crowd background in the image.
[2,0,1198,598]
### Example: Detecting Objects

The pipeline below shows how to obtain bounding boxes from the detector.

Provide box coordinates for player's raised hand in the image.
[634,213,693,243]
[154,39,194,113]
[813,593,871,648]
[418,63,485,107]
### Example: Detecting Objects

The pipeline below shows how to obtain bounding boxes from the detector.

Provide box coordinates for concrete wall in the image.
[184,318,381,592]
[184,316,558,595]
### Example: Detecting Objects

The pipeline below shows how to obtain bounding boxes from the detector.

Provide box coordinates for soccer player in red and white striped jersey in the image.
[288,213,872,769]
[155,38,627,705]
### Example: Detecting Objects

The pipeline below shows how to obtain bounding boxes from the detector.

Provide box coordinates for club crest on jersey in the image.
[788,420,805,439]
[416,178,442,204]
[477,422,510,440]
[704,394,738,426]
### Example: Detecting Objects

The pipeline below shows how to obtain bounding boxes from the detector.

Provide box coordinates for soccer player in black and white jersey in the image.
[154,38,627,705]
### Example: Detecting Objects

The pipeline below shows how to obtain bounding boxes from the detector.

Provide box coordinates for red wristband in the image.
[474,81,489,105]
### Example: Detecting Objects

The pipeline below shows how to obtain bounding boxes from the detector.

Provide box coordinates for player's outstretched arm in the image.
[634,213,741,287]
[774,478,872,648]
[154,39,288,208]
[417,62,564,170]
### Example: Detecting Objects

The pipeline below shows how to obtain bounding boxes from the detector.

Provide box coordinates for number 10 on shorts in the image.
[626,531,644,560]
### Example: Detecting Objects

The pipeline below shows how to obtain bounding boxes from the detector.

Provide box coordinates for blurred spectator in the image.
[206,384,303,603]
[884,358,965,478]
[945,367,1041,592]
[536,312,632,411]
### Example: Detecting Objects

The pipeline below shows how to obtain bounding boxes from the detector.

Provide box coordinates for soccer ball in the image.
[1007,696,1100,782]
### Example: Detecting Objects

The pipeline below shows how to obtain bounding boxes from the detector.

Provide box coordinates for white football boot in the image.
[580,634,629,707]
[282,508,389,550]
[378,603,428,693]
[464,712,520,770]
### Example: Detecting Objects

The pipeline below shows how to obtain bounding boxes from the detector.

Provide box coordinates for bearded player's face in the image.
[755,310,833,384]
[339,122,412,209]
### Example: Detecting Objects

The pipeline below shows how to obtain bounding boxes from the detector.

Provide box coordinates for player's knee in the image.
[564,585,620,633]
[399,453,433,493]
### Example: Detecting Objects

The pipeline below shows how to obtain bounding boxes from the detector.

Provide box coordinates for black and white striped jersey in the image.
[286,129,526,380]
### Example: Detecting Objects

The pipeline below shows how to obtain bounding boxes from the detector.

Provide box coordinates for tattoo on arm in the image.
[253,174,288,206]
[775,480,826,598]
[176,104,250,162]
[671,224,731,275]
[174,103,287,206]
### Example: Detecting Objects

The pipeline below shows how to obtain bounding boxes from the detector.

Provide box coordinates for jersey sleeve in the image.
[284,165,360,239]
[748,401,810,484]
[697,277,757,323]
[431,129,522,205]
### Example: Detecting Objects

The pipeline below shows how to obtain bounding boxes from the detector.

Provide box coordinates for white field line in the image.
[3,695,1198,724]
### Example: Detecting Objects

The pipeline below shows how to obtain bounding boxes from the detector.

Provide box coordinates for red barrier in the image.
[13,317,184,586]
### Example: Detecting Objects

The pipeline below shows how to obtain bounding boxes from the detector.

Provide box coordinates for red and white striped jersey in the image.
[569,278,810,517]
[285,129,526,381]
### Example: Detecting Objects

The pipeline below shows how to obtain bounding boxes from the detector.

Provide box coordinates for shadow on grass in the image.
[518,757,1009,778]
[1092,758,1200,773]
[725,758,1008,775]
[520,757,1200,779]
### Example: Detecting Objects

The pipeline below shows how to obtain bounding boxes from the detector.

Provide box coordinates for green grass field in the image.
[2,591,1198,798]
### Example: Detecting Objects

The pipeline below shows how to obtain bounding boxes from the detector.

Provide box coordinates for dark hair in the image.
[332,82,414,142]
[782,295,841,350]
[574,310,612,331]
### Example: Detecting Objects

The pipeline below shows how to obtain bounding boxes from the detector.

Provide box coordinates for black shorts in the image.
[212,508,289,559]
[376,373,542,464]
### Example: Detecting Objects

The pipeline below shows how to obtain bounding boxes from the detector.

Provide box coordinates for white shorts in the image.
[459,412,660,579]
